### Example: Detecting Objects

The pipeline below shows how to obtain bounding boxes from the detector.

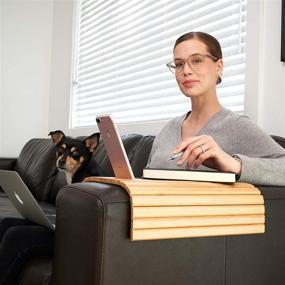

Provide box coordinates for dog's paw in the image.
[83,176,97,182]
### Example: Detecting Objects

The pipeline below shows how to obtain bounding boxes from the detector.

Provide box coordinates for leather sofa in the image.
[0,134,285,285]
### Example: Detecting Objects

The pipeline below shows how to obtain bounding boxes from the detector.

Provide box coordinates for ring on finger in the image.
[199,144,206,153]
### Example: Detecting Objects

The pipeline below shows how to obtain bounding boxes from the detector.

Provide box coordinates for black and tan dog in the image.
[49,130,100,184]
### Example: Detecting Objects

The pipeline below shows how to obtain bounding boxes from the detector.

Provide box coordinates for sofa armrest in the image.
[0,158,17,170]
[52,181,129,285]
[52,182,225,285]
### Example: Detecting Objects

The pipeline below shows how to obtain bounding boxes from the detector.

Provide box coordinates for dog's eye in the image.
[57,150,63,157]
[72,151,81,160]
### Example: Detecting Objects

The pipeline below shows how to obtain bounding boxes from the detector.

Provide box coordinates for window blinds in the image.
[71,0,246,128]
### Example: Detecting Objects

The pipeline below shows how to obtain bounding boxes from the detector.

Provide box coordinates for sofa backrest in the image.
[14,138,66,203]
[16,133,283,204]
[126,135,154,177]
[271,135,285,149]
[92,134,155,178]
[13,134,154,204]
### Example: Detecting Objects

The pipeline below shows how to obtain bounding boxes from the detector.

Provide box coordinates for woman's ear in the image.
[216,59,224,78]
[215,59,223,84]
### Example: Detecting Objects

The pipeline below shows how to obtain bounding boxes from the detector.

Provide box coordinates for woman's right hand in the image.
[173,135,242,175]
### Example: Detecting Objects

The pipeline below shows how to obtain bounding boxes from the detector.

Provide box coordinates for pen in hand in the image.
[168,151,184,161]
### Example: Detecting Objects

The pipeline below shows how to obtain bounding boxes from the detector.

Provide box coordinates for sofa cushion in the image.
[271,135,285,149]
[47,171,68,204]
[128,135,154,177]
[93,134,154,178]
[14,139,59,202]
[19,256,52,285]
[0,196,21,218]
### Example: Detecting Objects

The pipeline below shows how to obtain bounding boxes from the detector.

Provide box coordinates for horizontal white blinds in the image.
[71,0,246,127]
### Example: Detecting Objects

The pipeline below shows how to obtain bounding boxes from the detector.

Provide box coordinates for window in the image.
[71,0,246,128]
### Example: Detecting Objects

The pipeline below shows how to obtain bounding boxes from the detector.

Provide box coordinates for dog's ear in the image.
[49,130,65,145]
[83,133,100,153]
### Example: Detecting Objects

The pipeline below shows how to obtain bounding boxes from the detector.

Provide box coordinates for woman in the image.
[147,31,285,185]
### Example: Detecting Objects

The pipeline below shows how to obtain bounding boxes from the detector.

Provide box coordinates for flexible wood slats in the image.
[133,205,265,218]
[86,177,265,241]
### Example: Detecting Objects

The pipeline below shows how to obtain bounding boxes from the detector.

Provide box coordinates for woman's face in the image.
[173,39,223,98]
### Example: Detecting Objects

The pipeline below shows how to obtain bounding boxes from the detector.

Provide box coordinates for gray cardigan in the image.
[147,108,285,186]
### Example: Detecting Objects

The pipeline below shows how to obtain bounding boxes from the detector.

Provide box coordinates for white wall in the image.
[0,3,3,155]
[261,0,285,136]
[48,0,74,135]
[0,0,53,156]
[0,0,285,156]
[245,0,285,137]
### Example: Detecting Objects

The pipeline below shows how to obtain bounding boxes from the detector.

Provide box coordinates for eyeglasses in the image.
[166,53,218,73]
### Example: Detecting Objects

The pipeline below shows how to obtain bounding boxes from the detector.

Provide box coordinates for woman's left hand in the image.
[174,135,241,175]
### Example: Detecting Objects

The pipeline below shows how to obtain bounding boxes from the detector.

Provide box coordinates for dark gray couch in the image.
[0,134,285,285]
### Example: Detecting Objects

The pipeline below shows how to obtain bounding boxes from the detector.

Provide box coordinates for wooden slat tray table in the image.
[85,177,265,241]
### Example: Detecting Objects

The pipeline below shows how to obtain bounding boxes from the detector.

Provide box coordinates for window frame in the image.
[69,0,254,136]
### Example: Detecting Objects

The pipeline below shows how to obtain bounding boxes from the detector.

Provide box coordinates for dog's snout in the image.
[57,157,66,169]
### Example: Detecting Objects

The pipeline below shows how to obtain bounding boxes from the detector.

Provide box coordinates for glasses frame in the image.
[166,53,218,74]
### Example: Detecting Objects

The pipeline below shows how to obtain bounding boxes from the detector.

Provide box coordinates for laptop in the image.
[96,115,135,179]
[0,170,55,230]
